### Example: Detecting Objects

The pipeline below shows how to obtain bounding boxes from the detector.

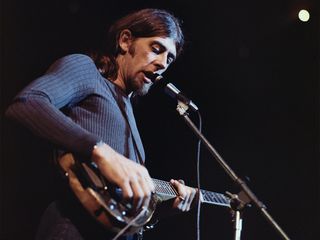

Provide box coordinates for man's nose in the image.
[154,54,168,70]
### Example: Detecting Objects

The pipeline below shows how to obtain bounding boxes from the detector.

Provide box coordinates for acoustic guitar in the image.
[58,153,230,235]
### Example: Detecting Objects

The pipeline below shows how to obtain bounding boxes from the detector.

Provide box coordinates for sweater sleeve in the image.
[5,54,103,157]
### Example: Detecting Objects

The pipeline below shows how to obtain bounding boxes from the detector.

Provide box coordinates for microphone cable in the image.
[195,110,202,240]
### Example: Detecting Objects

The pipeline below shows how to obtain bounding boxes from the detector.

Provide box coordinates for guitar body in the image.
[58,153,230,235]
[58,153,159,235]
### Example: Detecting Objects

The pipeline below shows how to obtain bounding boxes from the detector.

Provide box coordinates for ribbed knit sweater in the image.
[5,54,145,163]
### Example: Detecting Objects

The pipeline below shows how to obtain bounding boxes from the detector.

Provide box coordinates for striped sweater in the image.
[5,54,145,163]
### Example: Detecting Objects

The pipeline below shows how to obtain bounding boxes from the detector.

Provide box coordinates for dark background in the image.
[1,0,319,239]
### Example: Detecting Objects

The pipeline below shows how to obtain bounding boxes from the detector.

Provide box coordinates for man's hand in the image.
[91,143,155,210]
[170,179,198,212]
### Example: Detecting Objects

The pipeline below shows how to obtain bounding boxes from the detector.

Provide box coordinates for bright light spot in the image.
[298,9,310,22]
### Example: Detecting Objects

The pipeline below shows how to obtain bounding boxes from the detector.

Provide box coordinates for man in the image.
[6,8,197,240]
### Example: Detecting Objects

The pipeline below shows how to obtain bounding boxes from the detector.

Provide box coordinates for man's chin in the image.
[134,82,153,96]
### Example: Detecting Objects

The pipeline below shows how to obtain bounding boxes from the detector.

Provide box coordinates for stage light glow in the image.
[298,9,310,22]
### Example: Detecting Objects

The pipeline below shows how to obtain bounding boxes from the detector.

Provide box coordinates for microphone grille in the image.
[154,75,163,82]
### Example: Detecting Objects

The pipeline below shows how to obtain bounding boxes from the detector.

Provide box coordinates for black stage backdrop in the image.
[1,0,319,239]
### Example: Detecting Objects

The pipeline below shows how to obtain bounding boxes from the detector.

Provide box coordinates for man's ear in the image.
[118,29,133,54]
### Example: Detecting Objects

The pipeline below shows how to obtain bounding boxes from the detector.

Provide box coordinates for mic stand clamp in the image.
[176,100,190,115]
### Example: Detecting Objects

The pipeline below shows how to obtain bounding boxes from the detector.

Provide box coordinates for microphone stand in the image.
[175,101,290,240]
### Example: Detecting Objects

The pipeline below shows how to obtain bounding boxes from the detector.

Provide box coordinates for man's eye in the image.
[167,57,174,64]
[152,46,160,53]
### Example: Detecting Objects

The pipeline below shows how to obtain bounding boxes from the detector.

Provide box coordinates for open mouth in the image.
[143,72,162,83]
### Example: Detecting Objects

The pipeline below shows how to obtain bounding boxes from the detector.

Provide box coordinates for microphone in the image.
[165,82,199,112]
[147,73,198,112]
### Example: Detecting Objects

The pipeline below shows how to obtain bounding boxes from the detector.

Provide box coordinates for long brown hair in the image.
[92,8,184,80]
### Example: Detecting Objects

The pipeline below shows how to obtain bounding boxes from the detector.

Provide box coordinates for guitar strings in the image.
[111,206,148,240]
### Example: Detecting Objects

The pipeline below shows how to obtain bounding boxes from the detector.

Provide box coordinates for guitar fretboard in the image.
[152,178,230,208]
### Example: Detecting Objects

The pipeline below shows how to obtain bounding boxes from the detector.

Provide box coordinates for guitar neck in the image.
[152,178,230,208]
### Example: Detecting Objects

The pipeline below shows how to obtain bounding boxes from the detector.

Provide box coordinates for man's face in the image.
[119,36,177,96]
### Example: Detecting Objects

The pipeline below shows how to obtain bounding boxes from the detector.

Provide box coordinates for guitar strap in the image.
[107,84,145,166]
[119,102,145,166]
[108,90,145,239]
